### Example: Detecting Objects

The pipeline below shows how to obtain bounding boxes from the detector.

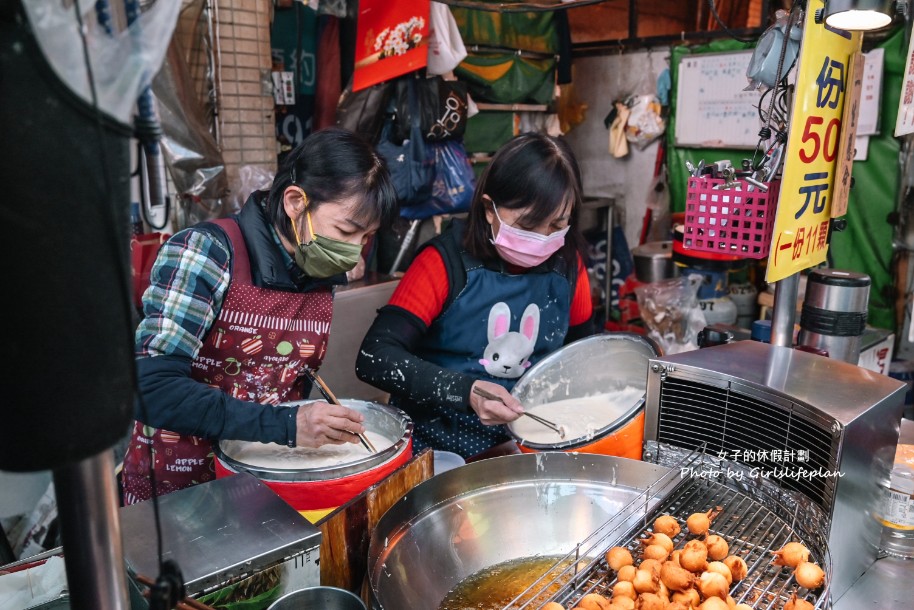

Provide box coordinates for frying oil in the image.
[438,556,572,610]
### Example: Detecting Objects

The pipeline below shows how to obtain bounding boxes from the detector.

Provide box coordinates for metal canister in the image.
[798,269,870,364]
[631,241,675,283]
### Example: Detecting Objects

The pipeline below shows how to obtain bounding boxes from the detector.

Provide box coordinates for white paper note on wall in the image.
[896,32,914,136]
[675,50,763,149]
[857,48,884,136]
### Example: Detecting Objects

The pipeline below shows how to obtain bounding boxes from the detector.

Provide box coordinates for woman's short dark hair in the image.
[267,127,398,244]
[463,133,586,266]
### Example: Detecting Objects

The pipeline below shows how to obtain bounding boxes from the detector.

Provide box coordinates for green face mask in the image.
[291,210,363,278]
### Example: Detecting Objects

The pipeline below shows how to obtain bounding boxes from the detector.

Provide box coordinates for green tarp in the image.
[450,7,557,53]
[667,32,904,330]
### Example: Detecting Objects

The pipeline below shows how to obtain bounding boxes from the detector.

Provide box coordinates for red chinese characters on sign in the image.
[766,12,859,283]
[772,56,846,268]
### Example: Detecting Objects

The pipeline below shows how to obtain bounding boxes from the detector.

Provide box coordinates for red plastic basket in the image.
[682,176,780,259]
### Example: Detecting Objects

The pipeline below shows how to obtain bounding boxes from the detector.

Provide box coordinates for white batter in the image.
[226,430,395,469]
[510,386,644,445]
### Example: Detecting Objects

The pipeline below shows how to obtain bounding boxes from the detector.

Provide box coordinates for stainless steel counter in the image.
[834,417,914,608]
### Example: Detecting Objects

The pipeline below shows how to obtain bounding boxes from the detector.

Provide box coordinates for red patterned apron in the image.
[122,219,332,504]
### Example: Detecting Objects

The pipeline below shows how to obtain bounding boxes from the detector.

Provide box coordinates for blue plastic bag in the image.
[400,139,475,220]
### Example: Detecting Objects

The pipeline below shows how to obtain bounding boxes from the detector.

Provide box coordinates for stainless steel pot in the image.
[508,333,659,451]
[215,399,412,481]
[368,452,670,610]
[268,586,366,610]
[631,240,675,283]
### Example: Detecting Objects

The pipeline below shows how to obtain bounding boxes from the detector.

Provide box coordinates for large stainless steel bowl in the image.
[215,399,412,480]
[508,333,659,450]
[368,452,670,610]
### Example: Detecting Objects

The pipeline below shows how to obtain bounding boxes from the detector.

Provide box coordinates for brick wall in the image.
[214,1,277,182]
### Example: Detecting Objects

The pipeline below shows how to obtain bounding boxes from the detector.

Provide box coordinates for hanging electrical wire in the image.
[77,2,181,608]
[750,0,802,172]
[707,0,756,43]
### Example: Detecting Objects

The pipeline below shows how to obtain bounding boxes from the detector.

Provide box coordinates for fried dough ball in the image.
[680,539,709,573]
[659,560,695,592]
[687,510,714,536]
[617,564,637,582]
[771,542,810,568]
[634,592,665,610]
[641,532,675,554]
[642,544,670,562]
[698,597,730,610]
[705,534,729,561]
[723,555,748,581]
[654,514,682,538]
[783,593,815,610]
[577,592,612,610]
[606,546,635,571]
[794,561,825,589]
[707,560,733,585]
[698,571,729,600]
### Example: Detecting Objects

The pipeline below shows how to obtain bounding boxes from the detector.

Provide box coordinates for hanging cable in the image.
[707,0,756,43]
[751,0,801,170]
[81,2,180,608]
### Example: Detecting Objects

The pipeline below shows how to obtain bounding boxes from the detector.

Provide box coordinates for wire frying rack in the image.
[501,447,832,610]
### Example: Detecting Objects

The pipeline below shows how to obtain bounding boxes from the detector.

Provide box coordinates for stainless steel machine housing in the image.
[120,472,321,602]
[643,340,906,600]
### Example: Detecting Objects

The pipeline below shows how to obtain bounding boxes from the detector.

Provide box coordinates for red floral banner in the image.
[353,0,430,91]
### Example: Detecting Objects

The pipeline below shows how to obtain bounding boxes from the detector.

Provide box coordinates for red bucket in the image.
[214,400,412,523]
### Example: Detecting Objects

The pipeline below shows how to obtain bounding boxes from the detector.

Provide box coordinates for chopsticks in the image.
[135,574,215,610]
[304,368,377,453]
[471,386,566,439]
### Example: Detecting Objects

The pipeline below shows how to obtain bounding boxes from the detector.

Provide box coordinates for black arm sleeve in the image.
[355,305,475,414]
[135,354,298,445]
[565,317,597,345]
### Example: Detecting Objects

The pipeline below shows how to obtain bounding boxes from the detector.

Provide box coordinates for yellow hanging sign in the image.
[765,2,861,283]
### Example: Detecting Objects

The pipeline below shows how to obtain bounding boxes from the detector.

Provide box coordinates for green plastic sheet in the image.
[464,110,516,153]
[666,33,904,330]
[456,52,556,105]
[450,7,557,53]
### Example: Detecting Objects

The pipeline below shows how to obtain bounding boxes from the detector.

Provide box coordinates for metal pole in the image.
[53,450,130,610]
[770,273,800,347]
[388,219,422,276]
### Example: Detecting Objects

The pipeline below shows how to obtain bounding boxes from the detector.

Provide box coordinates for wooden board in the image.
[832,51,865,218]
[316,449,434,605]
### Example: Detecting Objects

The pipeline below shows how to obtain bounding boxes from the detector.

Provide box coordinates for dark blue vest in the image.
[401,221,574,457]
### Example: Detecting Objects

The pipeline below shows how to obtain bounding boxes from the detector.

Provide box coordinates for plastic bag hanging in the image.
[22,0,181,125]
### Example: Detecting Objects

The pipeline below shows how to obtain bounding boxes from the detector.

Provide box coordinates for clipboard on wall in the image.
[674,49,763,149]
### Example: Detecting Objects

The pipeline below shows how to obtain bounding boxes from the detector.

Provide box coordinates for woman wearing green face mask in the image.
[122,128,397,505]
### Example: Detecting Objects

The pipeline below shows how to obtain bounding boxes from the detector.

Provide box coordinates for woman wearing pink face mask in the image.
[356,134,594,458]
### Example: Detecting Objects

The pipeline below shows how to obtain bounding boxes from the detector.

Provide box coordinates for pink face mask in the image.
[490,203,569,268]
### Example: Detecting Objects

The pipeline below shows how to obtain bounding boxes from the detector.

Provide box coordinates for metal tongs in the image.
[472,386,566,439]
[304,368,377,453]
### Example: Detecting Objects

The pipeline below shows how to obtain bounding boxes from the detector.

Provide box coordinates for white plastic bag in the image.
[427,2,467,76]
[635,275,707,355]
[23,0,181,124]
[624,94,666,149]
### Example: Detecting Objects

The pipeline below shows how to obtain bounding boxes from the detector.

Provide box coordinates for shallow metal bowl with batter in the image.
[215,399,413,481]
[508,333,658,450]
[368,452,670,610]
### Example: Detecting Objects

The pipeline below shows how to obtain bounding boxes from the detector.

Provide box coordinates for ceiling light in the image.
[820,0,896,31]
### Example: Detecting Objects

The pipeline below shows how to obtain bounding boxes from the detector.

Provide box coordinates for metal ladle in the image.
[472,386,566,439]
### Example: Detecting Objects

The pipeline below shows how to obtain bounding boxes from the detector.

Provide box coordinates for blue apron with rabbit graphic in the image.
[404,228,573,458]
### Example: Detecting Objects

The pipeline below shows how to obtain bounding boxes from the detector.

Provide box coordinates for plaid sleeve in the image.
[136,229,232,359]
